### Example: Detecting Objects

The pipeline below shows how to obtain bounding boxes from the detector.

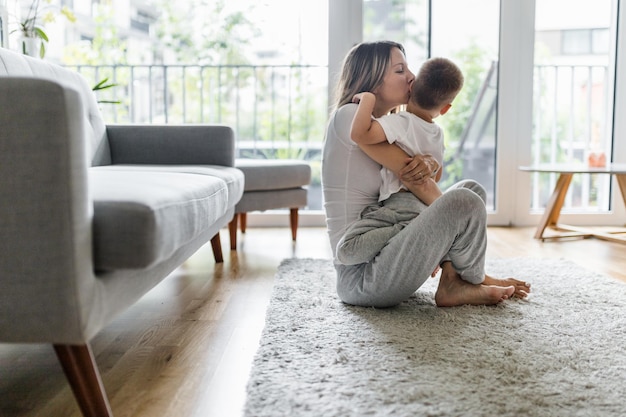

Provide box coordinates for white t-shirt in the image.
[376,111,445,201]
[322,104,381,260]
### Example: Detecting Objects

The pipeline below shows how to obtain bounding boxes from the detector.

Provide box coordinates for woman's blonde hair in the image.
[332,41,406,112]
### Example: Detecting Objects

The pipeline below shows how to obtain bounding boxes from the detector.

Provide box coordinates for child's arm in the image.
[351,92,441,180]
[351,92,443,205]
[410,177,443,206]
[350,92,388,145]
[359,142,443,205]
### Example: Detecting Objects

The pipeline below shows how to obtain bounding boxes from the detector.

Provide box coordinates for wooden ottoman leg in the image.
[290,208,299,241]
[240,212,247,233]
[228,215,238,251]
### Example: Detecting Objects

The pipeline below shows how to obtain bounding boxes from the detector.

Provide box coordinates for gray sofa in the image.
[0,48,244,416]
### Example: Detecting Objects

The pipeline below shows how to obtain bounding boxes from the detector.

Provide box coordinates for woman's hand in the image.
[398,154,440,185]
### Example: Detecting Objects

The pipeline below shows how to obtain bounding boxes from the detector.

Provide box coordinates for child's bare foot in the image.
[435,267,514,307]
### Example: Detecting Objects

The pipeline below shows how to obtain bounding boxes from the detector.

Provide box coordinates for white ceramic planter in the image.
[21,35,42,58]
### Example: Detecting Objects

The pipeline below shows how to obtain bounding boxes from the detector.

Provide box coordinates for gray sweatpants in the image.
[335,180,488,308]
[336,191,428,265]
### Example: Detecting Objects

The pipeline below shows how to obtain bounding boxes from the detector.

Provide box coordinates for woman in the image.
[322,41,530,308]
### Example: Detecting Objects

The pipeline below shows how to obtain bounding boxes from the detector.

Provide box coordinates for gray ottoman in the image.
[229,159,311,250]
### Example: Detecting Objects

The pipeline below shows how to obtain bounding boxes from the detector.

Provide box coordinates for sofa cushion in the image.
[90,168,229,270]
[235,188,309,213]
[235,159,311,191]
[100,165,244,210]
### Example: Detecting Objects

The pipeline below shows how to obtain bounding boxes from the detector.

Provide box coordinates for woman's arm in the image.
[350,94,441,183]
[345,95,441,190]
[359,142,441,184]
[360,142,442,204]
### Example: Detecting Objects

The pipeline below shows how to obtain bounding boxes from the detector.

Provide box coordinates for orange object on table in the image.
[588,151,607,168]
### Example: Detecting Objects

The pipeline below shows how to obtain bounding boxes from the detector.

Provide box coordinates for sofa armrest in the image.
[106,124,236,167]
[0,78,94,343]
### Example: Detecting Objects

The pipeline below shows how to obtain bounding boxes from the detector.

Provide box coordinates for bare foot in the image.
[435,267,514,307]
[483,274,531,299]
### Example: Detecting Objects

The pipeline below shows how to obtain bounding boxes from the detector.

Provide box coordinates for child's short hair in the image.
[411,57,464,111]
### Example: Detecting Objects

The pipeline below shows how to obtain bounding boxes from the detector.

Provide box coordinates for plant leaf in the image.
[33,26,49,42]
[92,77,118,91]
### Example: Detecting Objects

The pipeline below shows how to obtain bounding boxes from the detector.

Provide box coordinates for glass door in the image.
[429,0,500,211]
[332,0,625,226]
[363,0,501,212]
[516,0,624,226]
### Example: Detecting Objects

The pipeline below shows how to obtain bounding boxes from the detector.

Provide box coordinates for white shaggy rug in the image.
[244,258,626,417]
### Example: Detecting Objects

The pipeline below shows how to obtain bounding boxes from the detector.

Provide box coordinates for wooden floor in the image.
[1,226,625,417]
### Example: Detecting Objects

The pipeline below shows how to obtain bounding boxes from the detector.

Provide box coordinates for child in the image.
[336,57,464,265]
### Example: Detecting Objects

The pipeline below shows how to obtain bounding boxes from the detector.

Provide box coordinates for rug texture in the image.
[244,258,626,417]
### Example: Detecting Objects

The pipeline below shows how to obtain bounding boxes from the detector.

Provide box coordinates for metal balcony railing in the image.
[69,62,613,213]
[532,64,613,212]
[70,63,328,210]
[71,63,328,152]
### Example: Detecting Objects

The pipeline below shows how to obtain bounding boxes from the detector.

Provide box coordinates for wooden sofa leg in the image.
[290,208,299,241]
[53,344,113,417]
[210,233,224,263]
[240,212,247,233]
[228,215,238,251]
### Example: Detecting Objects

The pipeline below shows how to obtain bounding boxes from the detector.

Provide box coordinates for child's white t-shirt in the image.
[375,111,445,201]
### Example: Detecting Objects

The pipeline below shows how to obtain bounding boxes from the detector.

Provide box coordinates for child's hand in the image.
[352,93,365,104]
[352,92,375,104]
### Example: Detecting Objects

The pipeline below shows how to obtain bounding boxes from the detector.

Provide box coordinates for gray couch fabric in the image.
[234,158,311,213]
[0,48,244,344]
[90,168,230,270]
[235,158,311,191]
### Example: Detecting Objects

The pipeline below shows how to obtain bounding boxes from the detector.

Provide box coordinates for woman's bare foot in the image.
[483,274,531,299]
[435,266,514,307]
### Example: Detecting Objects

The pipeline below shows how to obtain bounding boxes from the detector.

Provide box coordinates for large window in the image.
[363,0,501,210]
[356,0,625,226]
[531,0,617,215]
[38,0,625,226]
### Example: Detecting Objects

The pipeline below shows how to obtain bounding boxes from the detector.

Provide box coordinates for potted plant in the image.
[12,0,75,58]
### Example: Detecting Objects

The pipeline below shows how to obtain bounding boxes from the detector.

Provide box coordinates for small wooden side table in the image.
[519,163,626,243]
